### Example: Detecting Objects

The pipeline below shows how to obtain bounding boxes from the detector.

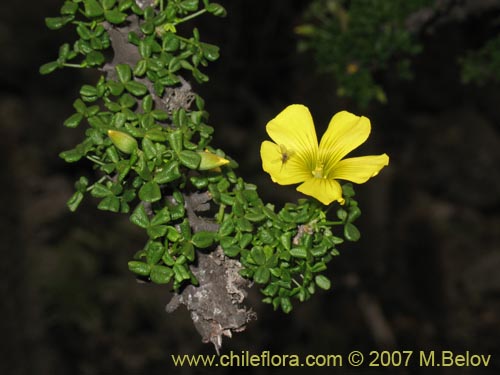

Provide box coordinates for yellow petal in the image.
[319,111,371,173]
[330,154,389,183]
[266,104,318,170]
[260,141,310,185]
[296,178,343,205]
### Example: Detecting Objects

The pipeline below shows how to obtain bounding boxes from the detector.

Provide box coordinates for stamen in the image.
[312,163,324,178]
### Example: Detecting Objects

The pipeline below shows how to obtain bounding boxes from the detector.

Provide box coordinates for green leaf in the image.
[311,245,327,257]
[315,275,331,290]
[59,149,83,163]
[162,250,175,266]
[168,201,185,221]
[85,51,105,67]
[84,0,104,17]
[154,160,181,184]
[130,204,149,228]
[80,84,98,97]
[200,42,220,61]
[245,211,266,222]
[251,247,266,265]
[61,1,79,15]
[62,113,84,128]
[58,43,70,59]
[280,232,292,251]
[218,220,234,237]
[142,137,156,160]
[140,20,155,35]
[173,263,191,282]
[236,218,253,232]
[179,150,201,169]
[128,261,151,276]
[190,176,207,190]
[141,95,153,113]
[347,207,361,222]
[262,206,278,221]
[98,196,120,212]
[180,0,199,12]
[337,209,347,221]
[253,266,270,284]
[259,229,274,244]
[280,296,292,314]
[262,283,279,297]
[182,242,195,262]
[67,191,84,212]
[151,207,171,226]
[39,61,59,75]
[139,181,161,202]
[342,183,355,198]
[91,183,112,198]
[192,69,209,83]
[239,233,253,249]
[344,223,361,241]
[125,81,148,96]
[163,32,180,52]
[223,245,240,257]
[147,225,167,239]
[134,59,148,77]
[289,247,308,259]
[107,80,124,96]
[220,236,236,249]
[118,0,134,12]
[45,16,73,30]
[119,93,136,108]
[191,231,216,249]
[206,3,226,17]
[311,261,327,273]
[103,0,117,10]
[105,146,119,163]
[75,176,89,192]
[158,74,180,86]
[145,128,168,142]
[146,242,164,264]
[116,64,132,83]
[150,265,174,284]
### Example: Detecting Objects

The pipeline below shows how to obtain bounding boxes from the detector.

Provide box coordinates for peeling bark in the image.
[166,247,255,353]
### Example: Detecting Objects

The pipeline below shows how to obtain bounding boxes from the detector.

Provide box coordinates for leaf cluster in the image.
[216,183,362,313]
[43,0,364,313]
[460,34,500,86]
[297,0,433,108]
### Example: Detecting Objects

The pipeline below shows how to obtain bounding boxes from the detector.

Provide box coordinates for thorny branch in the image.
[102,0,256,351]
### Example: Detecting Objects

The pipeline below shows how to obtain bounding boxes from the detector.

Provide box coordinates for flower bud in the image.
[107,130,138,154]
[197,151,229,171]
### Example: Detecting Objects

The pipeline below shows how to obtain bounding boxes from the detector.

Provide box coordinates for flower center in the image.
[312,163,325,179]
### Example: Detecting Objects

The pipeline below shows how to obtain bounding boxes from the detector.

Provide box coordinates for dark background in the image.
[1,1,499,374]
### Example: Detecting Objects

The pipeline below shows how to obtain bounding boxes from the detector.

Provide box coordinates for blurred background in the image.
[1,0,499,374]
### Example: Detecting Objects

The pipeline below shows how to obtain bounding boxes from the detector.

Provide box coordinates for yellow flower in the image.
[260,104,389,205]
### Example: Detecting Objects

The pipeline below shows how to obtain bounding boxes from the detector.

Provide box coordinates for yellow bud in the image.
[294,24,316,36]
[107,130,138,154]
[197,151,230,171]
[346,63,359,75]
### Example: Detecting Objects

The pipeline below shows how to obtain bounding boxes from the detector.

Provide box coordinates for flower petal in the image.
[319,111,371,173]
[296,178,343,205]
[330,154,389,183]
[260,141,310,185]
[266,104,318,170]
